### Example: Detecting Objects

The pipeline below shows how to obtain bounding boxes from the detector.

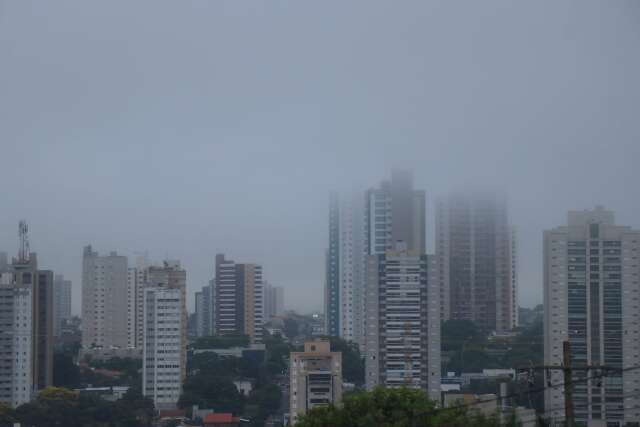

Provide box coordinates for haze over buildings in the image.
[1,1,640,315]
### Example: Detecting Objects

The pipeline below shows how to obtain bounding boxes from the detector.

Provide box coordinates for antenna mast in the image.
[18,220,30,262]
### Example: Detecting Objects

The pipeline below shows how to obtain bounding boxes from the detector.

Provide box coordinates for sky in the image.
[1,1,639,315]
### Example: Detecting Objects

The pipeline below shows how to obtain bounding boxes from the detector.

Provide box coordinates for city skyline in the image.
[2,1,640,315]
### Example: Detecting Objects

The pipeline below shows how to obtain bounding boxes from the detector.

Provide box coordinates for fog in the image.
[1,1,639,314]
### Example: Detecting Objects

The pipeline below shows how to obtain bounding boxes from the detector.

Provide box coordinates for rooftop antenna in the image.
[18,220,30,262]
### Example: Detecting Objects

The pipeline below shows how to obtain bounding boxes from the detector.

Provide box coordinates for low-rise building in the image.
[289,338,342,424]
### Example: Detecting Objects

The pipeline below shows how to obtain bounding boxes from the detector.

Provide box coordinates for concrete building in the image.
[81,245,129,349]
[366,169,426,255]
[213,254,263,344]
[264,282,285,322]
[195,281,218,338]
[325,170,426,349]
[544,206,640,426]
[364,243,440,402]
[142,286,184,410]
[436,192,517,333]
[52,274,72,338]
[131,255,150,349]
[290,338,342,424]
[0,250,53,407]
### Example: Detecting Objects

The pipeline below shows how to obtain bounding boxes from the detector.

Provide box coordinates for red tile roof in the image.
[204,413,234,423]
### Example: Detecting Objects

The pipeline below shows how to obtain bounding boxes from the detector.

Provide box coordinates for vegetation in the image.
[442,319,543,374]
[1,386,154,427]
[190,334,250,349]
[324,336,364,386]
[295,386,512,427]
[179,332,290,425]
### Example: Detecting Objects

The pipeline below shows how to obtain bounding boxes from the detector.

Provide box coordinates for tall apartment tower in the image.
[366,169,426,255]
[142,286,184,410]
[289,338,342,425]
[52,274,72,338]
[544,207,640,426]
[81,246,129,349]
[213,254,263,344]
[364,243,440,401]
[0,249,53,407]
[194,281,215,337]
[325,170,426,347]
[436,192,517,333]
[264,282,285,323]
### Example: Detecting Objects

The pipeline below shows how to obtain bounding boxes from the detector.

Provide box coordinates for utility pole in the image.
[518,340,618,427]
[562,341,574,427]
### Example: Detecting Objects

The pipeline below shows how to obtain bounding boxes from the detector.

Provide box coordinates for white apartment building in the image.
[0,272,33,407]
[364,243,440,402]
[142,287,184,410]
[544,206,640,426]
[81,246,129,349]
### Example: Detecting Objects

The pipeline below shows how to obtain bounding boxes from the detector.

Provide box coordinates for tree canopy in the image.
[295,387,506,427]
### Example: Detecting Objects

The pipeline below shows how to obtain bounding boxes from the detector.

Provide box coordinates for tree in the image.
[53,353,81,388]
[191,335,249,349]
[295,387,504,427]
[325,337,364,385]
[0,402,15,427]
[178,375,243,415]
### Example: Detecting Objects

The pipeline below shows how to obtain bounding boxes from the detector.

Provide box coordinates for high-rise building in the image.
[0,235,53,407]
[364,243,440,401]
[366,169,426,255]
[544,206,640,425]
[131,255,150,349]
[52,274,72,338]
[194,281,215,337]
[436,192,517,332]
[142,286,184,410]
[289,338,342,424]
[81,246,129,349]
[213,254,263,344]
[264,282,285,323]
[325,170,426,348]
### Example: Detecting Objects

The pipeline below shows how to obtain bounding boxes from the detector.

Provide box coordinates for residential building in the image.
[366,169,426,255]
[194,280,215,337]
[264,282,285,322]
[0,243,53,407]
[544,206,640,426]
[436,192,517,332]
[143,260,187,381]
[290,338,342,424]
[52,274,72,338]
[81,246,129,349]
[364,242,440,402]
[142,286,184,410]
[213,254,263,344]
[131,254,150,348]
[325,170,426,348]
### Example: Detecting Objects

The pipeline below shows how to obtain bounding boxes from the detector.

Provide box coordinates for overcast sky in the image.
[1,1,639,314]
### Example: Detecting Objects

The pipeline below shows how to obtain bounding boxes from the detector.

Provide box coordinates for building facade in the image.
[290,338,342,424]
[0,251,53,407]
[325,170,426,349]
[52,274,72,338]
[436,192,517,333]
[213,254,263,344]
[81,246,129,349]
[142,287,184,410]
[264,282,285,323]
[364,243,440,402]
[194,281,215,337]
[544,207,640,426]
